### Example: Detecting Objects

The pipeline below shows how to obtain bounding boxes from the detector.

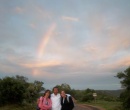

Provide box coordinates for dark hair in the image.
[52,86,59,91]
[43,90,51,98]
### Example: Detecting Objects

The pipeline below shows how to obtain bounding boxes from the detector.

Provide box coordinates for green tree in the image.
[116,66,130,109]
[0,75,45,105]
[25,81,44,102]
[0,76,26,105]
[81,88,95,102]
[15,75,28,83]
[55,83,71,93]
[55,83,77,98]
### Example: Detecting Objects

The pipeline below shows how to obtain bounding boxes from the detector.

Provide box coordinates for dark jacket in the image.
[61,95,74,110]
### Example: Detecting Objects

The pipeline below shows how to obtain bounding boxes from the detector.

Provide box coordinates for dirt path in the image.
[73,104,105,110]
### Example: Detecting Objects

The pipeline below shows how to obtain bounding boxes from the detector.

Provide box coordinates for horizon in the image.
[0,74,122,90]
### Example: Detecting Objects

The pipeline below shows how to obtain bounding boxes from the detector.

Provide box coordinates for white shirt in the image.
[66,94,71,96]
[51,93,61,110]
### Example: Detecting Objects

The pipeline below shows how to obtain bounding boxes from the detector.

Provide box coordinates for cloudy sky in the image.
[0,0,130,90]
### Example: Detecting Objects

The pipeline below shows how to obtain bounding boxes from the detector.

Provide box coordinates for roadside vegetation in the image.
[0,104,36,110]
[0,66,130,110]
[79,100,122,110]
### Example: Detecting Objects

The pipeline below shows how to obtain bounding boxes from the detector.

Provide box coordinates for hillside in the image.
[95,89,124,97]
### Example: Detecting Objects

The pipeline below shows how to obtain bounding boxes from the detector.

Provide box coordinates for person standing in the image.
[38,90,52,110]
[60,90,74,110]
[51,87,61,110]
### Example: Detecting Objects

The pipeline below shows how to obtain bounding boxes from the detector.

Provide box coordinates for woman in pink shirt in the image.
[38,90,52,110]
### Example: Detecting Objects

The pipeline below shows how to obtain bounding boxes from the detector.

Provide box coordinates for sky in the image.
[0,0,130,90]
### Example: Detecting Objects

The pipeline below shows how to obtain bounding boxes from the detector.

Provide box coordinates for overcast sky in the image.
[0,0,130,90]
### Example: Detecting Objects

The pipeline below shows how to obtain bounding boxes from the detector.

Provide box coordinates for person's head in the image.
[61,90,66,98]
[44,90,51,98]
[52,86,59,95]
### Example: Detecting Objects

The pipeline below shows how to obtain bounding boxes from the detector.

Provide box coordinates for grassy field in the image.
[80,100,122,110]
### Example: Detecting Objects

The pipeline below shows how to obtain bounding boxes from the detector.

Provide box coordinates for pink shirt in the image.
[39,96,52,110]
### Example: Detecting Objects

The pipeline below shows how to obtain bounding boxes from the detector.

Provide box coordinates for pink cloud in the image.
[62,16,79,22]
[21,60,62,68]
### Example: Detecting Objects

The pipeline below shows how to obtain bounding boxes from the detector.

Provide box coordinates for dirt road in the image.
[73,104,104,110]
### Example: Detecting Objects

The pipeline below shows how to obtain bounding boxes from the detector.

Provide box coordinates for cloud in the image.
[83,11,130,61]
[14,7,24,13]
[62,16,79,22]
[29,23,36,29]
[21,60,62,68]
[98,55,130,73]
[0,0,130,90]
[83,44,99,54]
[34,6,52,20]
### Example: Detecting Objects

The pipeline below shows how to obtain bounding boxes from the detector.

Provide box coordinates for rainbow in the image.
[37,23,56,58]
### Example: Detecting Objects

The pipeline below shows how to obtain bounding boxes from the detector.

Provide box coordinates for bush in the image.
[0,77,26,105]
[0,75,44,106]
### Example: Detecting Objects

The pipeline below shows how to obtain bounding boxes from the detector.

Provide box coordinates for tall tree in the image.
[116,66,130,109]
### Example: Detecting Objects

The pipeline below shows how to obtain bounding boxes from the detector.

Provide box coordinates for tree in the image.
[55,83,77,98]
[0,75,45,105]
[116,66,130,109]
[81,88,95,102]
[25,80,44,102]
[0,76,26,105]
[55,83,71,93]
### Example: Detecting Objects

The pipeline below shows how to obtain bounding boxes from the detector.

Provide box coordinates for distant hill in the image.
[95,89,124,97]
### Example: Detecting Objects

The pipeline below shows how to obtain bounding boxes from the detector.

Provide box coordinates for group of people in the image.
[37,86,74,110]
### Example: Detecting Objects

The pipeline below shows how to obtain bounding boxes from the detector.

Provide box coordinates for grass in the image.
[0,100,122,110]
[79,100,122,110]
[0,103,36,110]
